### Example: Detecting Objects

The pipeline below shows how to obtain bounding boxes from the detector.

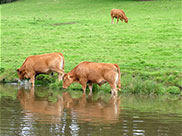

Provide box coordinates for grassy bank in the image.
[0,0,181,94]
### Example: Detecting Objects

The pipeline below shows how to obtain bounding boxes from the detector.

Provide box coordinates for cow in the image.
[63,61,121,95]
[110,9,128,24]
[17,52,64,87]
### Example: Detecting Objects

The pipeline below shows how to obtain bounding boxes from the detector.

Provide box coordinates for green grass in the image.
[0,0,182,94]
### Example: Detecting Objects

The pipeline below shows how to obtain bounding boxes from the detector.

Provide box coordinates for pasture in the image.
[0,0,181,94]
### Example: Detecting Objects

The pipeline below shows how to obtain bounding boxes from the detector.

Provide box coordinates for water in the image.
[0,84,181,136]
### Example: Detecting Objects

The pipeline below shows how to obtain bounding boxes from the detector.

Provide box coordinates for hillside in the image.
[1,0,181,94]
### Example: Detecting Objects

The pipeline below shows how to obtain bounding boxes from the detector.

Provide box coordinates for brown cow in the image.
[111,9,128,24]
[17,52,64,87]
[63,61,121,95]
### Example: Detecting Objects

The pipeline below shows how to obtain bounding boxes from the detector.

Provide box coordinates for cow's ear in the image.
[68,73,74,78]
[68,74,74,79]
[63,73,67,78]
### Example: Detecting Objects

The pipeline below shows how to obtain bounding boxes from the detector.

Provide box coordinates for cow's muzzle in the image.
[63,86,68,89]
[15,78,21,82]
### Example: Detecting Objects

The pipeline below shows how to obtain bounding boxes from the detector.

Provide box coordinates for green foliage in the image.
[0,68,5,73]
[35,74,56,85]
[0,0,17,4]
[49,80,63,90]
[166,86,181,94]
[121,74,165,95]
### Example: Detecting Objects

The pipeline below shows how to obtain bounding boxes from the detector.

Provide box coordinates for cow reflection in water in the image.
[17,88,64,123]
[62,92,121,123]
[17,88,121,124]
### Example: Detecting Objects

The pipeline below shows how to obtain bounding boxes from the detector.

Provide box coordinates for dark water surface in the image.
[0,84,181,136]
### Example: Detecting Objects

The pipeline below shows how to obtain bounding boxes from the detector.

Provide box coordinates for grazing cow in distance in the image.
[17,52,64,87]
[63,61,121,95]
[110,9,128,24]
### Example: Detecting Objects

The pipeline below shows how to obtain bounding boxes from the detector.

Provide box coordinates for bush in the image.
[166,86,181,94]
[49,80,63,90]
[0,68,5,74]
[36,74,57,85]
[0,0,17,4]
[121,74,165,95]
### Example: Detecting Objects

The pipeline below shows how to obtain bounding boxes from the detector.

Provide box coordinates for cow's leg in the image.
[117,76,121,91]
[114,88,118,96]
[116,17,119,24]
[58,73,63,81]
[120,18,123,22]
[58,70,64,81]
[54,69,64,81]
[80,79,87,94]
[111,16,114,24]
[115,72,121,91]
[111,88,117,96]
[29,74,35,87]
[88,83,93,96]
[109,83,117,96]
[109,83,114,95]
[81,84,87,94]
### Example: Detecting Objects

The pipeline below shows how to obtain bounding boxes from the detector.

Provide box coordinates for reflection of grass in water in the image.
[32,86,182,114]
[0,84,18,99]
[121,94,182,114]
[0,84,181,114]
[27,87,182,114]
[1,0,181,94]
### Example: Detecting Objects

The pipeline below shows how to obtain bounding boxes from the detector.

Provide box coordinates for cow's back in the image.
[111,9,122,17]
[22,52,64,72]
[119,9,127,19]
[74,62,117,81]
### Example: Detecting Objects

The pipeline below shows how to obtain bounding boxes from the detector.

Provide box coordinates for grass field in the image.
[0,0,182,94]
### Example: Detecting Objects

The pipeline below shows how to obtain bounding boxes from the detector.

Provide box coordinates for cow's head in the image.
[125,18,128,23]
[63,73,74,89]
[16,68,25,80]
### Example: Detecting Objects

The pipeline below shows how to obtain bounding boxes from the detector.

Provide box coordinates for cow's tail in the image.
[114,64,121,90]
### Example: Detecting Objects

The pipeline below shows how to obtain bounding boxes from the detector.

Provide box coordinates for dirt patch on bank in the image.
[52,22,77,26]
[139,0,153,1]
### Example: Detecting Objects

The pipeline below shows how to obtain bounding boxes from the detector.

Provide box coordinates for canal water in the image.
[0,84,181,136]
